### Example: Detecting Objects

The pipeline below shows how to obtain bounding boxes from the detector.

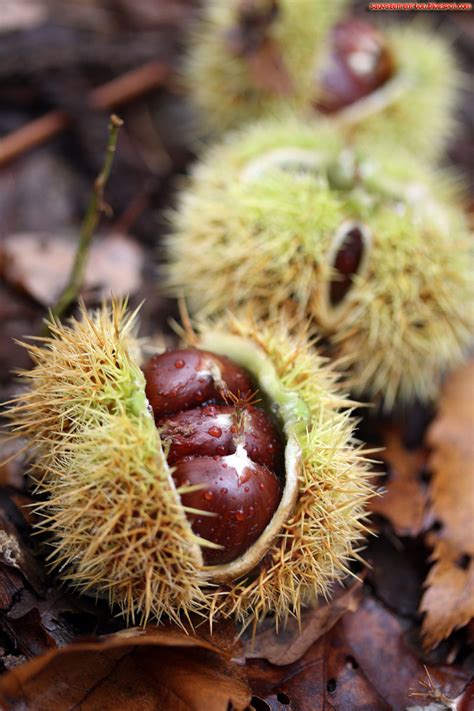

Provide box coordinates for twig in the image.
[42,114,123,333]
[0,60,170,167]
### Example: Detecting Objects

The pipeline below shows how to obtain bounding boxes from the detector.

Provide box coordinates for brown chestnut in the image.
[158,403,284,472]
[329,224,365,306]
[144,347,285,566]
[315,19,394,114]
[172,447,281,565]
[143,348,253,419]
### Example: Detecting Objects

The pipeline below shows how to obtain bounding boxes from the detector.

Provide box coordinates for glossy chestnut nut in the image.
[144,347,284,565]
[158,403,284,472]
[172,448,281,565]
[329,225,365,306]
[315,19,394,114]
[143,348,254,418]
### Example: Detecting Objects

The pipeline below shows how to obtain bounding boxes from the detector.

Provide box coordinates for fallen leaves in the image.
[247,616,390,711]
[0,488,104,664]
[340,596,468,710]
[246,595,471,711]
[244,581,362,666]
[1,232,144,306]
[420,361,474,649]
[0,627,251,711]
[369,425,430,537]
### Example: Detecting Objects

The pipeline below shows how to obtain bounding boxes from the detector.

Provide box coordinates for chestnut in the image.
[157,403,284,472]
[315,19,394,114]
[173,450,281,565]
[329,224,365,307]
[8,302,372,628]
[146,348,285,564]
[143,348,253,418]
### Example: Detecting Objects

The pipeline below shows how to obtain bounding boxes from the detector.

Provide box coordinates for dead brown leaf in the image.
[420,361,474,649]
[366,534,428,618]
[0,0,47,34]
[0,493,45,595]
[0,626,251,711]
[369,425,430,537]
[0,283,43,399]
[456,679,474,711]
[1,232,144,306]
[246,619,390,711]
[243,581,362,666]
[246,595,471,710]
[0,490,101,658]
[0,436,25,489]
[341,596,469,710]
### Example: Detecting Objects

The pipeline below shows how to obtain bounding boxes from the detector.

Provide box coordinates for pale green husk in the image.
[7,302,372,628]
[184,0,348,133]
[185,3,461,160]
[8,302,205,624]
[194,313,371,629]
[167,116,474,408]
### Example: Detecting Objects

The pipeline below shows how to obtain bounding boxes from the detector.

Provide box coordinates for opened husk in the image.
[7,302,372,629]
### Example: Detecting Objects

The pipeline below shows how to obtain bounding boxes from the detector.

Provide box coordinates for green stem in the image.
[43,114,123,333]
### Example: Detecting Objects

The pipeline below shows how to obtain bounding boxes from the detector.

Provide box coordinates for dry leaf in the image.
[1,232,144,306]
[420,361,474,649]
[0,494,45,595]
[341,596,469,710]
[0,491,101,659]
[456,679,474,711]
[243,581,362,666]
[0,626,251,711]
[366,534,428,617]
[246,595,471,710]
[0,436,26,489]
[0,283,43,398]
[0,0,47,34]
[246,618,390,711]
[369,425,430,537]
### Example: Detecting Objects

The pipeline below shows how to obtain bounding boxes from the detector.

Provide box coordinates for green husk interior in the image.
[193,314,372,630]
[198,331,310,582]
